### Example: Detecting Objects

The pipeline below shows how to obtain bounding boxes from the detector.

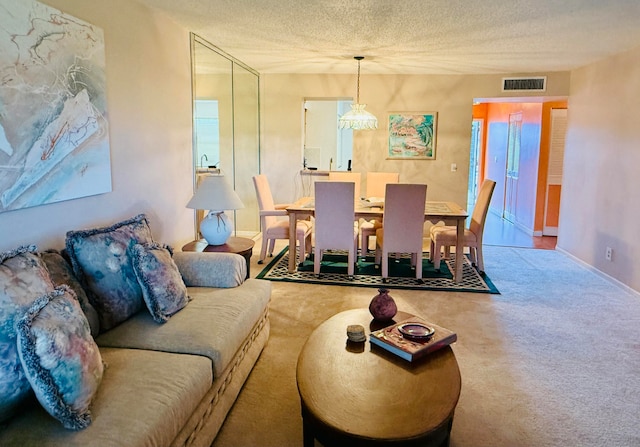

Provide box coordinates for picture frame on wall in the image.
[0,0,112,213]
[387,112,437,160]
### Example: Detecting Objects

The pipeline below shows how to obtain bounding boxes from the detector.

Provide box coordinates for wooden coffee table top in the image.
[296,308,461,444]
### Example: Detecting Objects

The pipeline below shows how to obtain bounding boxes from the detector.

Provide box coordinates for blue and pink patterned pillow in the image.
[131,243,190,323]
[0,245,55,423]
[65,214,154,331]
[16,285,103,430]
[40,250,100,337]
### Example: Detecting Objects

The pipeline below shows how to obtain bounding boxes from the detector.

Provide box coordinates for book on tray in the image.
[369,316,457,362]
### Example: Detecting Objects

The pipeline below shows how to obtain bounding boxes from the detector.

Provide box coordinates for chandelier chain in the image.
[356,59,361,103]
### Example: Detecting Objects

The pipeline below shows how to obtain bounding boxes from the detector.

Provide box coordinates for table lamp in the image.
[186,174,244,245]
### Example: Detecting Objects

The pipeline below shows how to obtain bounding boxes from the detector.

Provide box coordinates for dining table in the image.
[286,198,469,283]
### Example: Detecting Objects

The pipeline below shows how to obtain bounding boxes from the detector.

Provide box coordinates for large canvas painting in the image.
[0,0,111,213]
[387,112,437,160]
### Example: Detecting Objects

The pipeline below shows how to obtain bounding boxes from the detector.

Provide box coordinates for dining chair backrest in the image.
[469,179,497,239]
[314,181,356,248]
[382,183,428,253]
[253,174,277,227]
[366,172,399,198]
[328,171,361,200]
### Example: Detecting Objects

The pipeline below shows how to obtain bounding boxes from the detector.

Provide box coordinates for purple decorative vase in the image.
[369,288,397,322]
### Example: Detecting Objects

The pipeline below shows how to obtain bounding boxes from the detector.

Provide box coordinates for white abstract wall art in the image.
[0,0,111,213]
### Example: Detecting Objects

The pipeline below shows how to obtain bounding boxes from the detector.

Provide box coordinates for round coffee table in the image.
[181,237,255,279]
[296,308,461,447]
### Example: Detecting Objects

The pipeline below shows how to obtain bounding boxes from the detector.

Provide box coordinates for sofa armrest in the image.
[173,252,246,288]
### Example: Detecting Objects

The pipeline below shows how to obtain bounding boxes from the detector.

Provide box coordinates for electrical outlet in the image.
[605,247,613,261]
[451,163,457,172]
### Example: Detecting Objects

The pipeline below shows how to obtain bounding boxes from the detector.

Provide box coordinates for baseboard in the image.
[556,247,640,297]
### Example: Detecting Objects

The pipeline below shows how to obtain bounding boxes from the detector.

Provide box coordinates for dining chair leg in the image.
[476,245,485,273]
[296,235,304,266]
[314,247,322,276]
[268,239,276,257]
[415,252,423,279]
[306,234,313,257]
[258,237,269,264]
[381,249,389,282]
[348,248,355,277]
[469,246,477,268]
[433,240,442,270]
[429,239,435,262]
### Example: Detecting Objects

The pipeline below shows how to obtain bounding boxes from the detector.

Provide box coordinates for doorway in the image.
[467,118,482,213]
[504,112,522,223]
[470,99,566,248]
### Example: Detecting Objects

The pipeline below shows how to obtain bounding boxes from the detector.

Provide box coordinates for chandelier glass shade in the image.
[338,103,378,130]
[338,56,378,130]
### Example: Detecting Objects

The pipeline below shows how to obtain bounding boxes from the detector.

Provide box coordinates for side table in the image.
[181,237,255,279]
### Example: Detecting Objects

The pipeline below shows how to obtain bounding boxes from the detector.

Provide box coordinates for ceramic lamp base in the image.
[200,211,232,245]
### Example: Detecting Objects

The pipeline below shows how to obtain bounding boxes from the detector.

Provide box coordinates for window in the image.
[194,100,219,167]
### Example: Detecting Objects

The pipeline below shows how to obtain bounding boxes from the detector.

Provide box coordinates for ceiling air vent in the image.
[502,76,547,92]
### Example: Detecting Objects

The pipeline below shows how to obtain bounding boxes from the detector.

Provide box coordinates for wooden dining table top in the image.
[286,197,468,221]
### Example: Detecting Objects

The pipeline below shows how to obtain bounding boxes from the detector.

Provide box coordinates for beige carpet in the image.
[212,244,640,447]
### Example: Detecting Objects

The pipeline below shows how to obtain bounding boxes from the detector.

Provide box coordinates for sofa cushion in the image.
[173,251,246,288]
[131,243,190,324]
[65,214,154,331]
[16,286,103,430]
[0,347,212,447]
[40,251,100,337]
[96,278,271,378]
[0,245,55,423]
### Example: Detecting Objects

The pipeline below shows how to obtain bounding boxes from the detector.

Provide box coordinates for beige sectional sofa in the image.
[0,248,271,447]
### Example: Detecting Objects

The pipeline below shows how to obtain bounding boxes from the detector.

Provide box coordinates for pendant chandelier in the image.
[338,56,378,130]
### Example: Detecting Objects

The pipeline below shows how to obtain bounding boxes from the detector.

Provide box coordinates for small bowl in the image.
[397,322,435,341]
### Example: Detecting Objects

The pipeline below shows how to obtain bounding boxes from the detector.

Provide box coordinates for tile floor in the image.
[483,212,557,250]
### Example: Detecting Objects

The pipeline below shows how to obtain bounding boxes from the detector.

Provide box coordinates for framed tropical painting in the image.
[387,112,437,160]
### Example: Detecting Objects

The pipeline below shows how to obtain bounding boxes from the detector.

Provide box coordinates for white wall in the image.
[0,0,196,252]
[559,45,640,291]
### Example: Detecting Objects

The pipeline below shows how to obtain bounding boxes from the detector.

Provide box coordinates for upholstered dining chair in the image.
[314,181,359,277]
[359,172,400,253]
[430,179,497,273]
[328,171,362,200]
[253,174,312,266]
[375,183,428,282]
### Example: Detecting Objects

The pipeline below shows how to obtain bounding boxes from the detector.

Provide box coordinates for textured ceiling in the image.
[139,0,640,75]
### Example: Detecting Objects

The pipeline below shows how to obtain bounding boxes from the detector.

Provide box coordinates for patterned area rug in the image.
[256,247,500,293]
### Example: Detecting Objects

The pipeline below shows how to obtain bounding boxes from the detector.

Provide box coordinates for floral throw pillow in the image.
[40,250,100,337]
[65,214,154,331]
[0,245,55,423]
[16,286,104,430]
[131,243,190,323]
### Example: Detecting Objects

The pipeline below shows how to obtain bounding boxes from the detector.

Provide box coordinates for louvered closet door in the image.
[543,108,567,236]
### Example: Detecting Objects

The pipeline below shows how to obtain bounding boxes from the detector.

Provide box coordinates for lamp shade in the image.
[186,174,244,211]
[186,174,244,246]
